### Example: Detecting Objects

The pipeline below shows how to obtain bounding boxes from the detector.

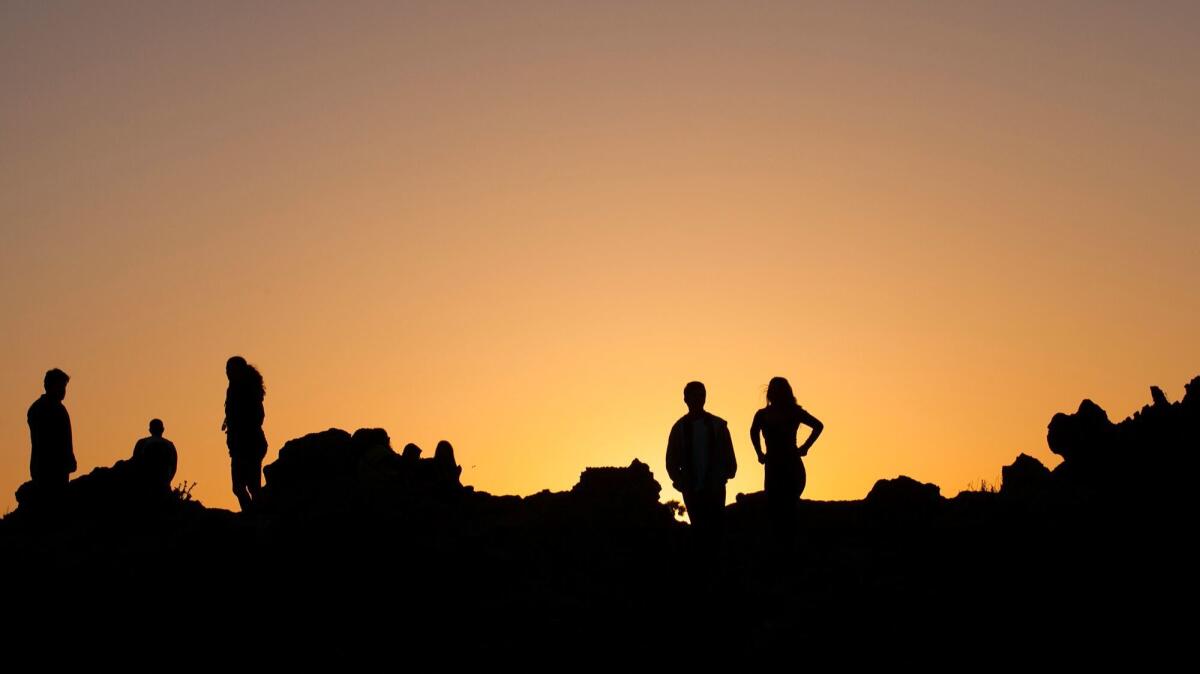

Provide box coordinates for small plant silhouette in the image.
[966,475,1001,493]
[173,480,196,503]
[665,500,686,521]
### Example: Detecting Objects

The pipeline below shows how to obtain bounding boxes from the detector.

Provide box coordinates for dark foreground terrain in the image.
[3,377,1195,660]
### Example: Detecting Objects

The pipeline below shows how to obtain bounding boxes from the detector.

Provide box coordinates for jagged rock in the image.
[865,475,944,510]
[259,427,468,517]
[1047,399,1113,463]
[1000,454,1051,501]
[352,427,392,454]
[1150,386,1170,407]
[1185,376,1200,407]
[266,428,356,481]
[573,459,659,504]
[1045,374,1199,502]
[259,428,356,514]
[514,459,677,529]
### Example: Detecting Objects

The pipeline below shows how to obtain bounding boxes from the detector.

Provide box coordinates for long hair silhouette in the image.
[766,376,797,408]
[226,356,264,398]
[224,355,267,512]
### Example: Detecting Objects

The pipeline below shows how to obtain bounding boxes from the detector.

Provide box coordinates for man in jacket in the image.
[665,381,736,542]
[28,368,77,496]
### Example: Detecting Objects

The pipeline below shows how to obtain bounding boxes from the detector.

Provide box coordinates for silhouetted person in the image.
[750,377,823,547]
[223,356,268,512]
[28,368,77,496]
[401,443,422,463]
[666,381,737,545]
[132,418,178,490]
[434,440,463,483]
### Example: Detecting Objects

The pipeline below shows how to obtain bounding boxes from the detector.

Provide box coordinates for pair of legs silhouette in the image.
[229,429,266,512]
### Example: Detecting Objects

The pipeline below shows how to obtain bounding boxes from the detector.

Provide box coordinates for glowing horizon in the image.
[3,2,1198,512]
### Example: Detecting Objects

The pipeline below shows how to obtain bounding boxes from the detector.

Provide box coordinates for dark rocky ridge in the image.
[2,375,1195,658]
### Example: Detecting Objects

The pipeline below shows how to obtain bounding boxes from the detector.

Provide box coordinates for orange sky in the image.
[3,1,1197,513]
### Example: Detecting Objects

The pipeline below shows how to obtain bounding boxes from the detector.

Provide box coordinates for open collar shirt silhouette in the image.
[666,411,737,494]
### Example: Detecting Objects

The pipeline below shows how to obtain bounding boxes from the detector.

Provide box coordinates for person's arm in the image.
[28,404,41,449]
[63,406,76,474]
[721,422,737,480]
[665,421,683,487]
[797,409,824,457]
[28,404,42,476]
[750,410,765,464]
[166,440,178,484]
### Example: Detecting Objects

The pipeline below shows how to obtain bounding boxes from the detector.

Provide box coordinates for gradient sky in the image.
[3,1,1197,513]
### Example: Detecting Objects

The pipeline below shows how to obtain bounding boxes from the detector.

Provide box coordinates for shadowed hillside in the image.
[2,376,1195,659]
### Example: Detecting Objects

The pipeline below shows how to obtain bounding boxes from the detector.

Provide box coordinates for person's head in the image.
[226,355,264,393]
[44,368,69,401]
[149,419,164,437]
[226,356,248,379]
[402,443,422,460]
[435,440,455,463]
[683,381,706,413]
[766,376,797,408]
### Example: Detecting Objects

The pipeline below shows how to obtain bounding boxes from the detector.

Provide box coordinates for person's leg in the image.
[246,455,263,503]
[796,458,807,499]
[41,472,70,521]
[246,431,267,504]
[230,454,253,512]
[701,484,727,563]
[682,489,702,529]
[765,463,782,532]
[683,487,723,571]
[709,483,727,542]
[766,462,797,551]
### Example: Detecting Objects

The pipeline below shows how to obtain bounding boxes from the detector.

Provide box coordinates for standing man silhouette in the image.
[666,381,737,545]
[28,368,77,496]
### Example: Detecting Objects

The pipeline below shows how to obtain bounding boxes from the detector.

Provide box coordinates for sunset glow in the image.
[3,1,1197,512]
